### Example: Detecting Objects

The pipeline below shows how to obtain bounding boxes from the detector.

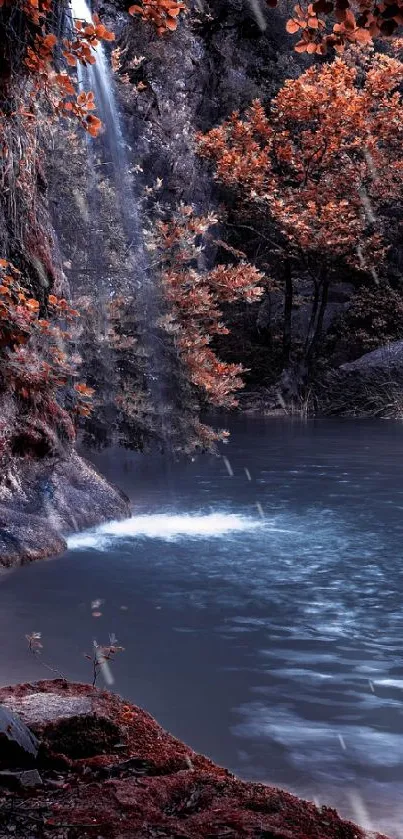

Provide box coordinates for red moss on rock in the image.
[0,680,391,839]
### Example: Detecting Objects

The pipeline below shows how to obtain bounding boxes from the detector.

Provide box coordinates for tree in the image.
[153,205,264,409]
[197,52,403,387]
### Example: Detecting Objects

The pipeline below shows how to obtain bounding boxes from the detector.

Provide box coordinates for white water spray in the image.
[67,512,264,549]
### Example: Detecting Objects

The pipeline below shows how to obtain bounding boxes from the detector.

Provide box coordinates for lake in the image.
[1,417,403,837]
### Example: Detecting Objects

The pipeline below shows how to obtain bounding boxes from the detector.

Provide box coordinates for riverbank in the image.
[0,679,390,839]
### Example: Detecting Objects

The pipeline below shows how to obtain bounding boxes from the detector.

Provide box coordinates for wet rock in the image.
[18,769,43,787]
[339,340,403,373]
[0,506,67,568]
[0,707,38,768]
[0,452,130,568]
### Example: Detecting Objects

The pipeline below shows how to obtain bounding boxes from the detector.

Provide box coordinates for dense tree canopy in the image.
[198,51,403,379]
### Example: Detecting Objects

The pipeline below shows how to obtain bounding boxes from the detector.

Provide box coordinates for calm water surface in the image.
[1,418,403,837]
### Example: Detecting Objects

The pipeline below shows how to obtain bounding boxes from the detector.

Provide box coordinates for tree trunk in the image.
[304,263,329,371]
[282,259,293,369]
[307,272,329,366]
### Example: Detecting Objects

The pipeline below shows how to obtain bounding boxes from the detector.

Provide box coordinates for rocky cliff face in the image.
[112,0,297,205]
[0,22,130,567]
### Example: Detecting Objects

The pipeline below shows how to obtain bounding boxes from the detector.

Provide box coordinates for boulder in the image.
[340,340,403,374]
[317,341,403,417]
[0,451,130,567]
[0,706,38,768]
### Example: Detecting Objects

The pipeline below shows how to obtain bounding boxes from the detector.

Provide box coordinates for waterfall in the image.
[70,0,146,287]
[68,0,169,446]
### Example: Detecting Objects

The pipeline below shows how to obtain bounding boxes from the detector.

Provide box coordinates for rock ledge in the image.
[0,453,130,568]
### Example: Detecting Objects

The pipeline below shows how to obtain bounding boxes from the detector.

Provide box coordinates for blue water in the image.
[1,417,403,836]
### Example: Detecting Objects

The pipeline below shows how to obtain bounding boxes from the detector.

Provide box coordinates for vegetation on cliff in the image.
[1,0,403,461]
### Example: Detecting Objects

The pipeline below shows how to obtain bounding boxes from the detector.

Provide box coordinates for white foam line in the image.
[67,512,264,550]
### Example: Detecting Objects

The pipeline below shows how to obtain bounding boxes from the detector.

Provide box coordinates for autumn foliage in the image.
[198,52,403,270]
[278,0,403,54]
[197,51,403,377]
[152,206,264,408]
[21,9,115,136]
[128,0,186,34]
[0,258,93,445]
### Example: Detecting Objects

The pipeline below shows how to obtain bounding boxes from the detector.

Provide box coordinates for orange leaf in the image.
[64,52,77,66]
[87,114,102,127]
[43,33,57,48]
[354,27,372,42]
[344,8,356,29]
[286,18,300,32]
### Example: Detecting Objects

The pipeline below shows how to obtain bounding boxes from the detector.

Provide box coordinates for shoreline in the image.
[0,678,391,839]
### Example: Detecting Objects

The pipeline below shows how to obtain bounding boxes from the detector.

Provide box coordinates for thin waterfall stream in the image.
[71,0,146,272]
[69,0,167,434]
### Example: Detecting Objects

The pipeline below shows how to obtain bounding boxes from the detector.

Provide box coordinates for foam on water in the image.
[67,512,263,550]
